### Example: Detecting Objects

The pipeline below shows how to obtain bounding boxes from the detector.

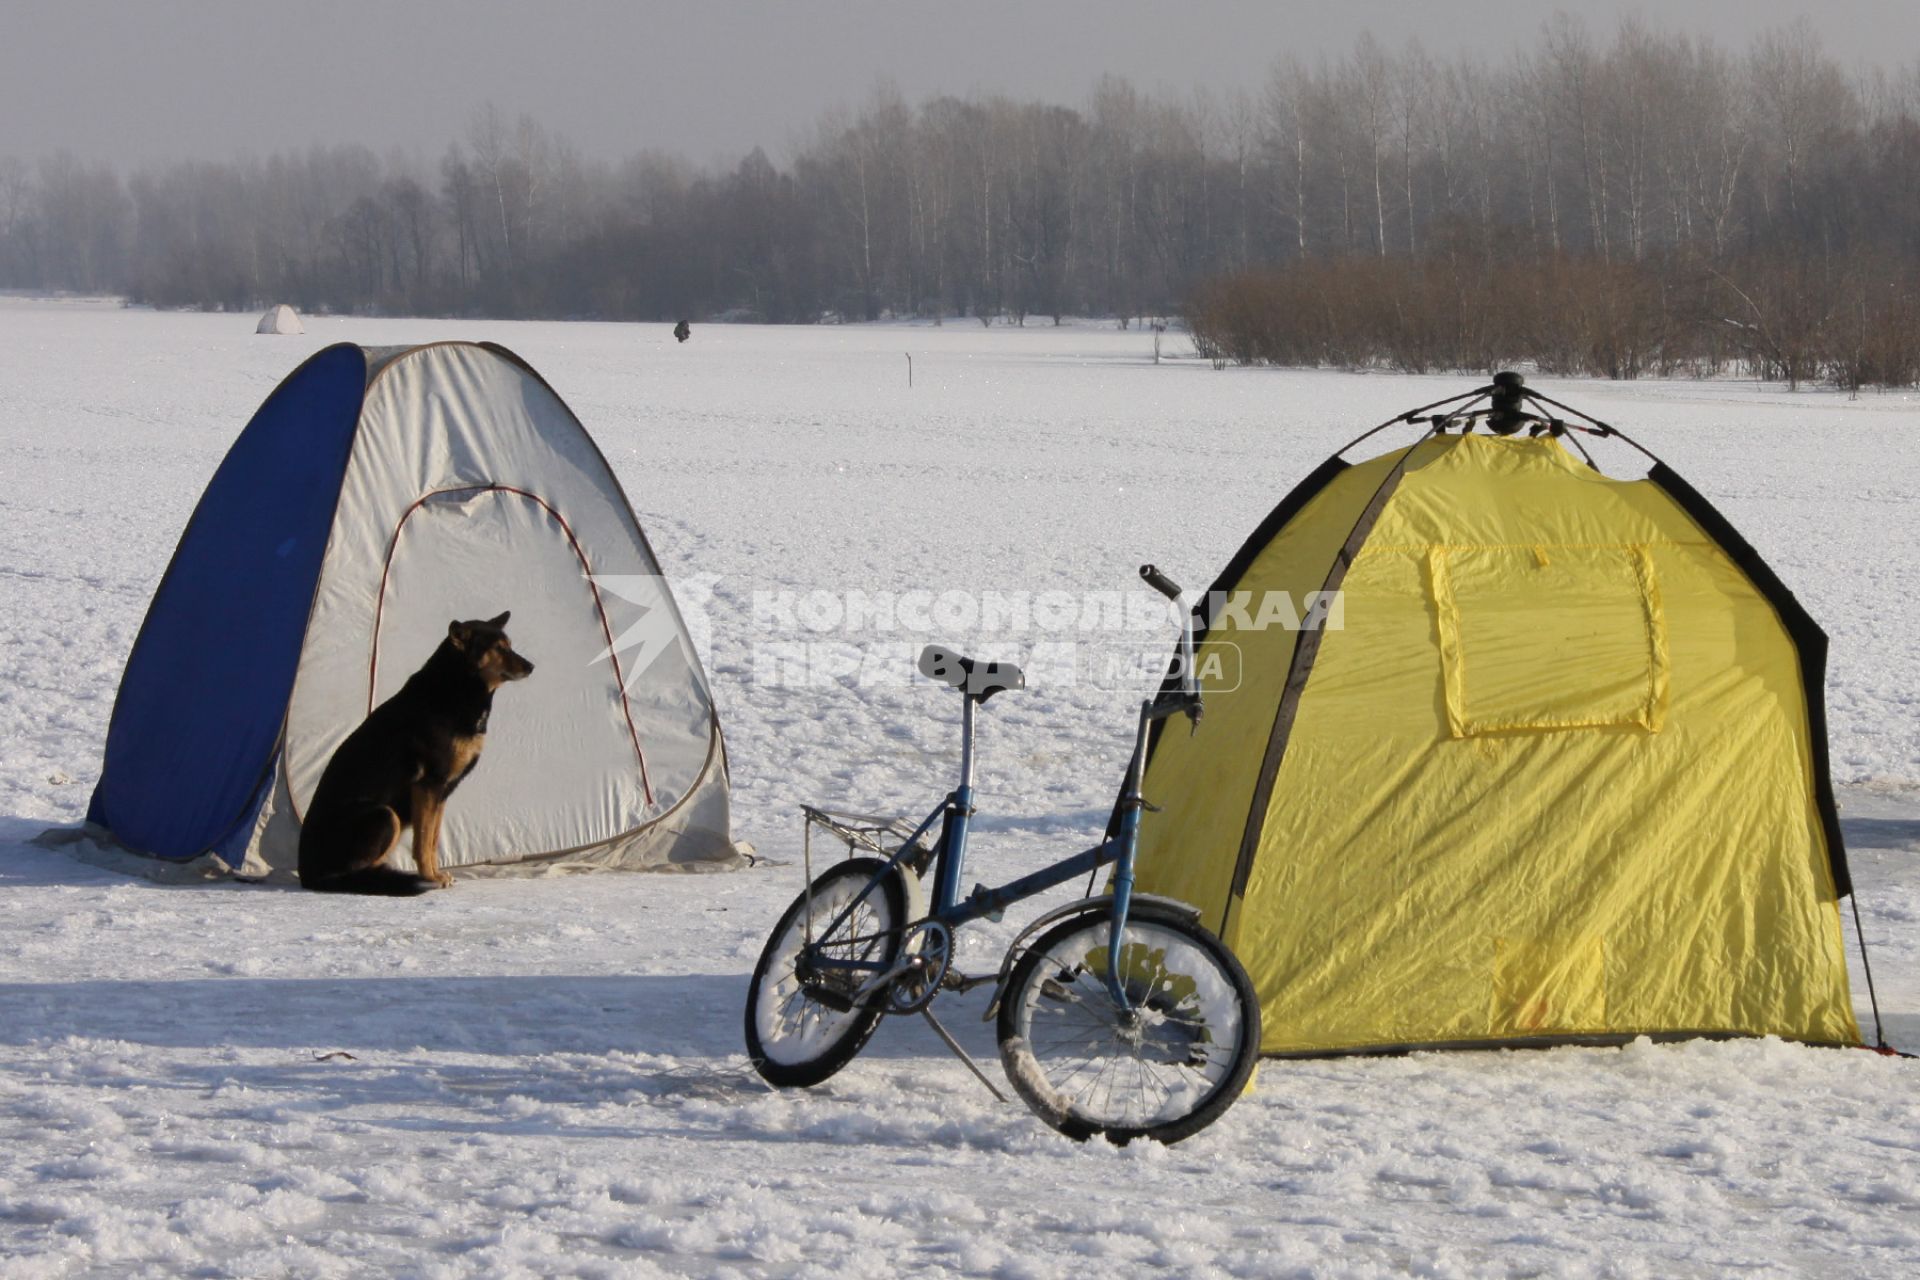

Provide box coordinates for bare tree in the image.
[1748,21,1856,232]
[1260,58,1312,258]
[1351,34,1395,256]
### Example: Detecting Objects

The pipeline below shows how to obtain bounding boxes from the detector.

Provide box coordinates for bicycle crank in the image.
[885,920,954,1014]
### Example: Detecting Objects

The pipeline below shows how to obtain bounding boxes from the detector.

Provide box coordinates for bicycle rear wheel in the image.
[997,907,1260,1144]
[745,857,908,1088]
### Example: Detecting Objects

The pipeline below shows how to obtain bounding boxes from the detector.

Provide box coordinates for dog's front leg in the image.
[411,786,454,888]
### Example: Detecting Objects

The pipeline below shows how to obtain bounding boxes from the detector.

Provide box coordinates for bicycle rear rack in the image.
[800,805,936,883]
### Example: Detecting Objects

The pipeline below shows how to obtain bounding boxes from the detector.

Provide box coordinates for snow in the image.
[1,297,1917,1276]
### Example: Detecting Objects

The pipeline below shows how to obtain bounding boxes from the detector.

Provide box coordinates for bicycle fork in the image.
[1102,698,1159,1018]
[1104,649,1204,1019]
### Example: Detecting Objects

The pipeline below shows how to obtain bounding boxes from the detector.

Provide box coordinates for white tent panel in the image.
[257,304,304,334]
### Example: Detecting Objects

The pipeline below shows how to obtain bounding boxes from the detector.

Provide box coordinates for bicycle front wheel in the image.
[997,907,1260,1144]
[745,857,907,1088]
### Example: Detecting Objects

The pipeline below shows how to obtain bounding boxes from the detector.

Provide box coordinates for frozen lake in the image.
[1,298,1916,1277]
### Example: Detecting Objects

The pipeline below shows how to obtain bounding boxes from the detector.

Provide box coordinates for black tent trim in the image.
[1193,455,1353,640]
[1227,440,1431,913]
[1647,463,1851,898]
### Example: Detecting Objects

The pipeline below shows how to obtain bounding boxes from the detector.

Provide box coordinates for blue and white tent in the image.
[86,341,733,879]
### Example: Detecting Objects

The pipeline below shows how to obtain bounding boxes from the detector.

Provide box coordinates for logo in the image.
[587,573,722,690]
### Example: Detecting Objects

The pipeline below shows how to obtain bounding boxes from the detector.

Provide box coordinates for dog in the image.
[298,612,534,895]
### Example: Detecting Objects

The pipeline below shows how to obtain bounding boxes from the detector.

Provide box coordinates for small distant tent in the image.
[1134,416,1861,1057]
[256,304,304,335]
[86,341,733,879]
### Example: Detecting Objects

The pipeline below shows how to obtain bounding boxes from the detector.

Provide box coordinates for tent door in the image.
[368,485,653,868]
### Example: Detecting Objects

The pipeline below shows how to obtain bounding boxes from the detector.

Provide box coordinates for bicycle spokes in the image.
[998,911,1259,1143]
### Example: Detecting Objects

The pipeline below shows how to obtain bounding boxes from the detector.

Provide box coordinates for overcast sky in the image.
[2,1,1914,171]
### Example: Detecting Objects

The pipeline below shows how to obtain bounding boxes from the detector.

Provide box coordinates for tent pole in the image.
[1331,384,1493,458]
[1520,388,1674,472]
[1848,890,1892,1051]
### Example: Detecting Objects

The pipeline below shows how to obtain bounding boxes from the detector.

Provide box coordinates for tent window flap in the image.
[1429,544,1669,737]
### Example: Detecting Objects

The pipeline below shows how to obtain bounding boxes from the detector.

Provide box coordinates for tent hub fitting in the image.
[1486,370,1529,435]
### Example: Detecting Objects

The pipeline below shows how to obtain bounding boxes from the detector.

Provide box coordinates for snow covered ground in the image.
[1,297,1916,1277]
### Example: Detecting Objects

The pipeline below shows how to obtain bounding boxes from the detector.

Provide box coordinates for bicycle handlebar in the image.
[1139,564,1183,601]
[1138,562,1203,727]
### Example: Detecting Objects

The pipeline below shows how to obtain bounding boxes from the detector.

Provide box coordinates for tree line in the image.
[1187,15,1920,389]
[3,17,1920,383]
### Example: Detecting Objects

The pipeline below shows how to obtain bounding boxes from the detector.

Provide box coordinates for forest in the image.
[4,17,1920,384]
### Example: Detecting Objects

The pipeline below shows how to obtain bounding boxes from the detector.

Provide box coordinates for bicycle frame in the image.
[804,566,1203,1017]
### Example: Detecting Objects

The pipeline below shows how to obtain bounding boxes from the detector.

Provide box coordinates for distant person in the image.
[673,320,691,343]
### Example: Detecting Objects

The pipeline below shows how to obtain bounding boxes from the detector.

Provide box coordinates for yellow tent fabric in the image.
[1134,433,1859,1056]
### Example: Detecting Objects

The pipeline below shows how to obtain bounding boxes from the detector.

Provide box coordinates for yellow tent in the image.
[1134,401,1860,1057]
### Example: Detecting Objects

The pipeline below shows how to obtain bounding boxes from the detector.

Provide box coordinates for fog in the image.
[2,0,1913,167]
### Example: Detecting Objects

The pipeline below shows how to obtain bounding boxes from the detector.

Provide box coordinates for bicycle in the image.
[744,564,1261,1144]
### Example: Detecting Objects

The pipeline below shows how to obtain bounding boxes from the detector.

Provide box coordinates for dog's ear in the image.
[487,611,510,629]
[447,619,472,650]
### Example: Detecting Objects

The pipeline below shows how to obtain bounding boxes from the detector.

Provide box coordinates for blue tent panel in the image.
[88,344,367,862]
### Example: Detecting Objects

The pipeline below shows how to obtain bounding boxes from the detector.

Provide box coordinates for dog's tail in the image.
[301,867,438,896]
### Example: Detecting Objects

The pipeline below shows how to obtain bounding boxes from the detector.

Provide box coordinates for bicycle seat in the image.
[918,644,1025,703]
